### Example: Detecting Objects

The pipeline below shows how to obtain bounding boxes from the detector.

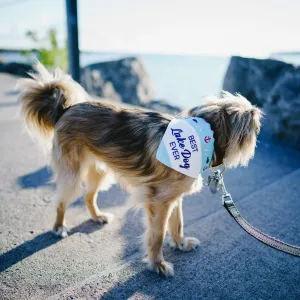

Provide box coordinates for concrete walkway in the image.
[0,74,300,300]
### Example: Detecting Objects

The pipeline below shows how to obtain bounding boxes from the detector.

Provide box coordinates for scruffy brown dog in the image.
[18,62,262,276]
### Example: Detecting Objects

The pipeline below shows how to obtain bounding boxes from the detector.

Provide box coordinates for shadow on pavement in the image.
[17,166,53,189]
[101,269,162,300]
[100,250,202,300]
[99,246,300,300]
[70,185,128,209]
[0,220,106,273]
[119,208,144,260]
[18,167,128,210]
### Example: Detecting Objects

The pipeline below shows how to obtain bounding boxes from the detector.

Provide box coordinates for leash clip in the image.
[207,161,226,195]
[207,161,233,207]
[207,170,223,194]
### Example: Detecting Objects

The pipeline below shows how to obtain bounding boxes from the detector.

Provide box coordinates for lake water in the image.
[1,51,299,108]
[80,52,230,108]
[0,51,229,107]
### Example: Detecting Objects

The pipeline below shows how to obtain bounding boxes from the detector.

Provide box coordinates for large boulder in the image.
[0,56,180,115]
[81,57,154,106]
[223,56,300,149]
[223,56,292,107]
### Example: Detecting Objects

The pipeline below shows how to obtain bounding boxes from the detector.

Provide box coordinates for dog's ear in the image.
[184,93,263,167]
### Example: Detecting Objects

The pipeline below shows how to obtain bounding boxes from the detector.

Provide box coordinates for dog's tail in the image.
[18,61,88,145]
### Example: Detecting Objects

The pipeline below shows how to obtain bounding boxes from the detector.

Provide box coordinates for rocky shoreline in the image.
[223,56,300,149]
[1,56,299,149]
[0,58,181,115]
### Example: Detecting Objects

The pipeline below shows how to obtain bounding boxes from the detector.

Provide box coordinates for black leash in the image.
[207,168,300,258]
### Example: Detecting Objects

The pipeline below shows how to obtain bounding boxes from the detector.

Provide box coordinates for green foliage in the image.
[23,29,68,71]
[26,30,38,43]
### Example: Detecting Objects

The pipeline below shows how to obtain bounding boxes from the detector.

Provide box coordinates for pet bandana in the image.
[156,117,214,178]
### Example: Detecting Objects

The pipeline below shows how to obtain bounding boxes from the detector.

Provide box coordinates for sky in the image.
[0,0,299,57]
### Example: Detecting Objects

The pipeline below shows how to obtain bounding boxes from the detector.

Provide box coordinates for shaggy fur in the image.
[18,62,262,277]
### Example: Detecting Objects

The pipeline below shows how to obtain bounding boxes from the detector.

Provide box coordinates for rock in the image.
[143,99,181,115]
[265,68,300,146]
[0,62,34,77]
[0,57,180,115]
[81,57,154,106]
[223,56,300,149]
[223,56,292,107]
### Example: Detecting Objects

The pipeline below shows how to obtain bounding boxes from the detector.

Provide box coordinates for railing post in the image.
[66,0,80,82]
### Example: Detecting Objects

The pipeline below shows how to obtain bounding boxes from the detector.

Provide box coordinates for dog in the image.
[18,62,262,276]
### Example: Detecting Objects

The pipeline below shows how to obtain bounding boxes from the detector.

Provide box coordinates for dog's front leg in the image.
[168,198,200,251]
[144,199,174,277]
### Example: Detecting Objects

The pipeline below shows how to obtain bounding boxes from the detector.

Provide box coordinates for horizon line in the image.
[1,46,299,59]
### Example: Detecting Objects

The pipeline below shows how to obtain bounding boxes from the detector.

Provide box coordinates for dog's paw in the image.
[169,237,200,252]
[147,260,174,277]
[168,239,178,250]
[92,212,114,224]
[53,225,69,238]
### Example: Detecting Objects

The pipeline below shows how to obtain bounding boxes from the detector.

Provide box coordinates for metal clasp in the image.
[222,193,233,206]
[207,170,223,194]
[207,161,233,207]
[209,162,226,175]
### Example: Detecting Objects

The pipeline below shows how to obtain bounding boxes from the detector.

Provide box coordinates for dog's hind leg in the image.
[168,198,200,251]
[84,166,114,224]
[51,148,83,238]
[53,171,82,238]
[54,201,68,237]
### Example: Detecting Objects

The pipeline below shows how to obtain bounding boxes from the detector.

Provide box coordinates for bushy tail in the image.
[18,62,89,144]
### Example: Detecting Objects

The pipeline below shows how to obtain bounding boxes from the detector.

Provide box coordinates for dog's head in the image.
[184,92,263,168]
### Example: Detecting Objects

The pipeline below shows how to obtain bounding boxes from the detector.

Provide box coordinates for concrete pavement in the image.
[0,74,300,299]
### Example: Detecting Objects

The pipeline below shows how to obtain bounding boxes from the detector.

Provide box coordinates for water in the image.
[81,52,230,108]
[1,50,299,108]
[0,50,229,107]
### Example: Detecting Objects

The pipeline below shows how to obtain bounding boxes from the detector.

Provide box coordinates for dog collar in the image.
[156,117,214,178]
